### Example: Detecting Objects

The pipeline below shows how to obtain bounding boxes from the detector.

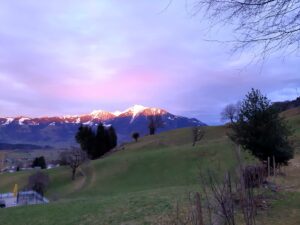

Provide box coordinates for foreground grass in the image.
[0,126,239,224]
[0,109,299,224]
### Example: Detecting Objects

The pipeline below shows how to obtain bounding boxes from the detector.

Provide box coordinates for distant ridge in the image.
[0,143,53,150]
[272,97,300,112]
[0,105,171,126]
[0,105,206,147]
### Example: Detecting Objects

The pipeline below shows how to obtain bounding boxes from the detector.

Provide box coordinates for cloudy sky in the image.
[0,0,299,124]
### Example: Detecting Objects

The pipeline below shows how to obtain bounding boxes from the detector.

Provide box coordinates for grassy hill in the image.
[0,109,299,225]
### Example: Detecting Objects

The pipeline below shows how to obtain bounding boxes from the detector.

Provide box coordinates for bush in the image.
[243,165,267,188]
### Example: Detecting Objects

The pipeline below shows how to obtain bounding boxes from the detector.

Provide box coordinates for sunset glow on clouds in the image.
[0,0,299,124]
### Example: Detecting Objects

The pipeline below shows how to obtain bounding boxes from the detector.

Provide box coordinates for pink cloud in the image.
[34,70,169,103]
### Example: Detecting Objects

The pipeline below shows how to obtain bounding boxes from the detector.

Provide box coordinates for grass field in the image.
[0,109,299,225]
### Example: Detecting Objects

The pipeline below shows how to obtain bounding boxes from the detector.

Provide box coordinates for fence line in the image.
[0,191,49,206]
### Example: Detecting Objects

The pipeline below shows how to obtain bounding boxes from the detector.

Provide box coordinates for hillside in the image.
[273,97,300,112]
[0,111,299,224]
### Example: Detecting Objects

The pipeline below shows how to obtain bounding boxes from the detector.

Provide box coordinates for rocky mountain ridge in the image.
[0,105,206,147]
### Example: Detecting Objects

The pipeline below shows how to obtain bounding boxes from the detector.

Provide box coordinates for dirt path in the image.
[275,155,300,192]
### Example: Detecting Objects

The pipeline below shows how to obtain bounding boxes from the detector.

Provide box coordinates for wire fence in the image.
[0,190,49,207]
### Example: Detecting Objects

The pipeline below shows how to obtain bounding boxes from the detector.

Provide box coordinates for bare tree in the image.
[221,104,239,124]
[148,115,164,135]
[201,171,236,225]
[27,171,50,196]
[192,126,205,146]
[58,151,70,166]
[194,0,300,56]
[199,169,258,225]
[66,148,88,180]
[0,152,6,172]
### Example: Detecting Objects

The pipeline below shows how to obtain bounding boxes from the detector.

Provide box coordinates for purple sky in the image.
[0,1,299,125]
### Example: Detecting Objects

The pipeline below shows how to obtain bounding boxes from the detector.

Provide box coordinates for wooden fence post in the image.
[195,192,204,225]
[267,157,270,177]
[273,156,276,178]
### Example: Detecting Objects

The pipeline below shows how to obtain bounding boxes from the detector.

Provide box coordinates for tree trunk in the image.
[72,168,76,180]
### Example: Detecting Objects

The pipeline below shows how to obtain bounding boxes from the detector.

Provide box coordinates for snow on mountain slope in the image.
[90,110,116,120]
[3,118,14,125]
[116,105,168,123]
[112,111,122,116]
[18,117,30,125]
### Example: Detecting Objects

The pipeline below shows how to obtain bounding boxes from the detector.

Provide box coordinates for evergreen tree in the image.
[75,125,95,158]
[231,89,294,166]
[32,156,46,169]
[94,123,107,159]
[107,126,117,149]
[76,124,118,160]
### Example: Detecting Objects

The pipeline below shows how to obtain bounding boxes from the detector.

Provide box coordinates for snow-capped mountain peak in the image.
[124,105,147,116]
[114,105,167,123]
[90,109,106,116]
[112,110,122,116]
[90,110,116,121]
[125,105,148,123]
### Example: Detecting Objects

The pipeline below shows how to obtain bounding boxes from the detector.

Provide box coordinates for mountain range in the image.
[0,105,206,148]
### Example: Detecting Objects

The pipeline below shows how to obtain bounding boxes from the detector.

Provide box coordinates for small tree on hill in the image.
[66,148,87,180]
[230,88,294,166]
[132,132,140,142]
[221,103,240,124]
[192,126,205,147]
[32,156,46,169]
[148,115,163,135]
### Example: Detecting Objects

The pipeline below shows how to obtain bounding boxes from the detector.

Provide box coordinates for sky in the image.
[0,0,299,125]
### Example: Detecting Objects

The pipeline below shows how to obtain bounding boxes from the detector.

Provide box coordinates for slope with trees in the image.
[0,119,299,224]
